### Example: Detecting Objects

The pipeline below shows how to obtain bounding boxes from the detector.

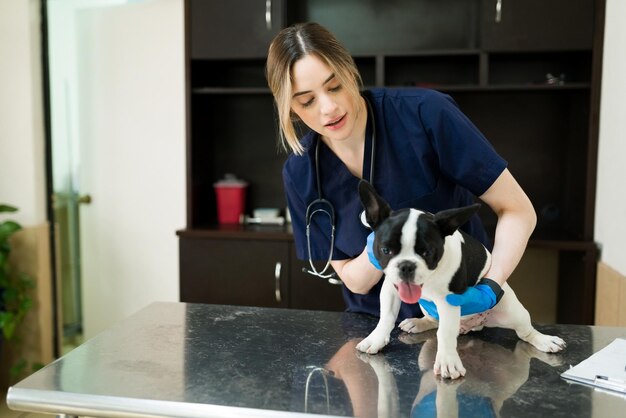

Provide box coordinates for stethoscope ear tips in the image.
[360,210,372,229]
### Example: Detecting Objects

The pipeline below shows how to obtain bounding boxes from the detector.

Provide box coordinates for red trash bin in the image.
[214,174,248,224]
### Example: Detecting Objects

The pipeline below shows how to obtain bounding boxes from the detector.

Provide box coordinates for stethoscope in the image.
[303,366,332,413]
[302,94,376,285]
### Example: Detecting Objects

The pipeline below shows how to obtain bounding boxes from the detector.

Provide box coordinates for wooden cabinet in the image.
[289,246,345,311]
[180,0,605,323]
[480,0,594,51]
[189,0,284,59]
[180,236,289,308]
[179,228,345,311]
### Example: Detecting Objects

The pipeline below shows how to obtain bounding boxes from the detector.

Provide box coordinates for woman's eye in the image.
[301,98,314,108]
[381,247,392,256]
[329,84,342,92]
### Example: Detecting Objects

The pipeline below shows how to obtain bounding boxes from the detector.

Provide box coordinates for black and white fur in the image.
[355,181,565,379]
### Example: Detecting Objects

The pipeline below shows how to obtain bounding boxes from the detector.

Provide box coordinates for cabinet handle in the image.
[495,0,502,23]
[265,0,272,31]
[274,261,282,303]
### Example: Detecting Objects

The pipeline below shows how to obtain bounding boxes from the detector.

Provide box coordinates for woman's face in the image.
[290,54,362,143]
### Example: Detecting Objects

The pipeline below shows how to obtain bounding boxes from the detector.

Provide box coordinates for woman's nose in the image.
[319,93,338,115]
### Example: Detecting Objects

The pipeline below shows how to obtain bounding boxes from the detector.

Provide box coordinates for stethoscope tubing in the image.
[303,93,376,284]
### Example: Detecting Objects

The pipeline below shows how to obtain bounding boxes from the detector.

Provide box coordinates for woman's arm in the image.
[479,168,537,287]
[330,168,533,297]
[331,251,383,294]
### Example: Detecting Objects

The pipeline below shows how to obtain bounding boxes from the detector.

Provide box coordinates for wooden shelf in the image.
[380,49,482,57]
[178,225,598,253]
[191,84,591,95]
[177,225,293,241]
[192,87,271,95]
[183,0,604,325]
[529,239,598,252]
[480,83,591,91]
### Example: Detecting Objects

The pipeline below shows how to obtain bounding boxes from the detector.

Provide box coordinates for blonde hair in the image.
[266,22,363,155]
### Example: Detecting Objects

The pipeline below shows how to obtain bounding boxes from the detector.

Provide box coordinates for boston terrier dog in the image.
[355,181,565,379]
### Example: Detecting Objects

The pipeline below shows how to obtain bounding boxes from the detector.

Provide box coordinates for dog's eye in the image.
[381,247,393,256]
[421,249,432,257]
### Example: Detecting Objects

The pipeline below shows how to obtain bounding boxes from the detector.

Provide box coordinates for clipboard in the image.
[561,338,626,395]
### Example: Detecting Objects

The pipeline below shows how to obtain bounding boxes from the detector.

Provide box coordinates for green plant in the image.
[0,204,35,344]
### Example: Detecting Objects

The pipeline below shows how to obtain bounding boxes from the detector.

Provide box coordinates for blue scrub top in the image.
[283,88,507,321]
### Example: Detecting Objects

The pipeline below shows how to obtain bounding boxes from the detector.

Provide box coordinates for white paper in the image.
[561,338,626,392]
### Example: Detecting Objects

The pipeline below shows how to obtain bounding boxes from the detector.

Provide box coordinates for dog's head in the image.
[358,180,480,303]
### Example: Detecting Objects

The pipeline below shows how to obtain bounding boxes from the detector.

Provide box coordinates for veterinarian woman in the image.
[265,22,536,321]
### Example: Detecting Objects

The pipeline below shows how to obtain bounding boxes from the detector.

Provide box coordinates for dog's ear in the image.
[358,180,391,230]
[434,203,481,236]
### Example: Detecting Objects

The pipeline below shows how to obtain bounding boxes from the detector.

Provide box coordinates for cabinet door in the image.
[189,0,284,59]
[180,238,289,308]
[289,247,345,312]
[481,0,593,51]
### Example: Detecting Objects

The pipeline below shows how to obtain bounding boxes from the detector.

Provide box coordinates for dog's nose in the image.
[397,260,416,279]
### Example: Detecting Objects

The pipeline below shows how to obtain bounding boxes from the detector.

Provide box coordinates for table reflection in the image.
[324,333,567,417]
[328,319,626,418]
[409,331,564,417]
[180,303,626,417]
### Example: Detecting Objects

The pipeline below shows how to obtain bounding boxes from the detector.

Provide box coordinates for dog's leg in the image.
[489,284,566,353]
[356,352,400,418]
[356,278,401,354]
[399,314,438,334]
[513,339,565,367]
[433,300,466,379]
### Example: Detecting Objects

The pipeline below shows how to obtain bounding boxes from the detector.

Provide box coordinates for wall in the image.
[0,0,46,224]
[0,0,186,345]
[594,0,626,325]
[0,0,55,387]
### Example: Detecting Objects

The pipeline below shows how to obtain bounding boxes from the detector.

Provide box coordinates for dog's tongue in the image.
[395,282,422,304]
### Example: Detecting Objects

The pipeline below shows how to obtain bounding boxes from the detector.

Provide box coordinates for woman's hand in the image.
[446,279,503,312]
[330,237,384,294]
[419,279,504,319]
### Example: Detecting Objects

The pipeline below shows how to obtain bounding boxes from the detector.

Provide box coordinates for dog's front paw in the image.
[515,341,566,367]
[356,334,390,354]
[528,334,567,353]
[356,350,391,371]
[399,317,438,334]
[434,351,466,379]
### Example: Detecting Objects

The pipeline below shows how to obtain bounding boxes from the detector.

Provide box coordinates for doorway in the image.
[45,0,137,354]
[44,0,186,350]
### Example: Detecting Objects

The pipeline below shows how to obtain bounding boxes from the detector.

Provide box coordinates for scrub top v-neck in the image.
[283,88,508,320]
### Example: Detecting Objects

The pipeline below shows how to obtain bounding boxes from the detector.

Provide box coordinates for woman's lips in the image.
[324,114,347,131]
